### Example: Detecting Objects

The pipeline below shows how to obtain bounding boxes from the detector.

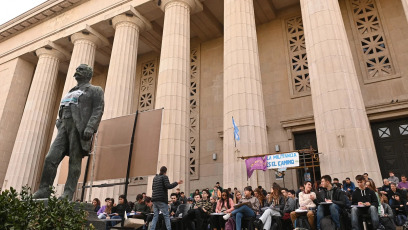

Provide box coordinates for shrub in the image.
[0,186,93,230]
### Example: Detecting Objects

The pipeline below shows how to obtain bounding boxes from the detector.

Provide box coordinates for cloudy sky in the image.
[0,0,47,25]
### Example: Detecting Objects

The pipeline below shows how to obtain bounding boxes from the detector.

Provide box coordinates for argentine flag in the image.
[232,117,240,141]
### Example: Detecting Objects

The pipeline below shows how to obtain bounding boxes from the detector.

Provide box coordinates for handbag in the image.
[282,212,291,220]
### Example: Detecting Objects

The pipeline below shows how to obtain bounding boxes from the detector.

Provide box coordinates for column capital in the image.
[35,47,66,61]
[112,14,150,31]
[70,32,102,48]
[160,0,203,14]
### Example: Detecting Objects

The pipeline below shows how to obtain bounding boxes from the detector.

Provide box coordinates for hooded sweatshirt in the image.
[351,187,378,207]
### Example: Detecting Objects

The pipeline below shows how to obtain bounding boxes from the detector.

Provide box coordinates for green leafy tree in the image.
[0,186,93,230]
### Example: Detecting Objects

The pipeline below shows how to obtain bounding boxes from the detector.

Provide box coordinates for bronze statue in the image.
[33,64,104,200]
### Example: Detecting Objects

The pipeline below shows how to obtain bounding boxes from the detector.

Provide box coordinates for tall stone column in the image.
[402,0,408,23]
[153,0,202,194]
[104,14,149,118]
[300,0,381,183]
[92,14,150,200]
[223,0,270,190]
[3,48,66,191]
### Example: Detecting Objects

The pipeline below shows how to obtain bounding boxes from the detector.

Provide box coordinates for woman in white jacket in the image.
[290,181,318,230]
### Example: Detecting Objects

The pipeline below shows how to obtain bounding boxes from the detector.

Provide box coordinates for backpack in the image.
[225,218,236,230]
[320,216,336,230]
[379,216,396,230]
[295,215,312,229]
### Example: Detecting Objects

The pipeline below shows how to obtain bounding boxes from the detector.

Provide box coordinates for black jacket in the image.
[265,195,285,214]
[178,196,187,204]
[317,186,346,208]
[152,174,178,203]
[170,201,180,215]
[112,203,132,217]
[351,188,379,207]
[387,188,402,201]
[390,199,407,215]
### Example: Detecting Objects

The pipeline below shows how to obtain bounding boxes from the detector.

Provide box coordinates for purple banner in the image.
[245,157,267,178]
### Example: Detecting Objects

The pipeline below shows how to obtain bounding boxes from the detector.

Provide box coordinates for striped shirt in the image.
[194,198,213,213]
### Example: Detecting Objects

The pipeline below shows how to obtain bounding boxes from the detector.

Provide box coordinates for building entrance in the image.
[371,118,408,178]
[294,131,321,186]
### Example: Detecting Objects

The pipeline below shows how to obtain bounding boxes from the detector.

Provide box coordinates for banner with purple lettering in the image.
[245,157,267,178]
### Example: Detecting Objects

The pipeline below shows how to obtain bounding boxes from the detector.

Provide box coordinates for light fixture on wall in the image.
[212,153,217,160]
[275,145,280,152]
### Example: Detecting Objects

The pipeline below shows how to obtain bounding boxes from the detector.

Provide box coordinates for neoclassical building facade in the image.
[0,0,408,200]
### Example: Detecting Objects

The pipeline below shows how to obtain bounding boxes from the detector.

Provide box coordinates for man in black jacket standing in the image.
[316,175,346,230]
[351,175,379,230]
[150,166,183,230]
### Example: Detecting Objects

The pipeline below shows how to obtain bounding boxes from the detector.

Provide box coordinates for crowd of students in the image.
[92,170,408,230]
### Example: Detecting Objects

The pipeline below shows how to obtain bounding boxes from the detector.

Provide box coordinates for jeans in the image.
[105,215,121,230]
[231,205,256,230]
[351,206,379,230]
[317,203,342,229]
[259,208,281,230]
[151,201,171,230]
[98,213,107,219]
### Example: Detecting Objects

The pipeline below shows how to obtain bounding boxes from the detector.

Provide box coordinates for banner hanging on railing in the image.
[266,152,299,169]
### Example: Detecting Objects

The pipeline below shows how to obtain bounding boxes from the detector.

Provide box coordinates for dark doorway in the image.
[371,118,408,178]
[294,131,321,186]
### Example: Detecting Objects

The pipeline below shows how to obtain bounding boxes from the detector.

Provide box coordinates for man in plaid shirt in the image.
[183,189,213,230]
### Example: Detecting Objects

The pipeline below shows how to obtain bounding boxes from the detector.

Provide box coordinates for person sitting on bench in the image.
[316,175,346,230]
[224,186,260,230]
[351,175,379,230]
[290,181,317,229]
[183,189,213,230]
[254,183,285,230]
[133,194,151,220]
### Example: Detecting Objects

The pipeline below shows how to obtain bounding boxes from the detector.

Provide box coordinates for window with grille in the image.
[346,0,399,83]
[284,16,310,97]
[138,60,157,111]
[189,47,200,180]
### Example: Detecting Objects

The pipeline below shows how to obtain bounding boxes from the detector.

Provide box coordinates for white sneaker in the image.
[223,213,230,220]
